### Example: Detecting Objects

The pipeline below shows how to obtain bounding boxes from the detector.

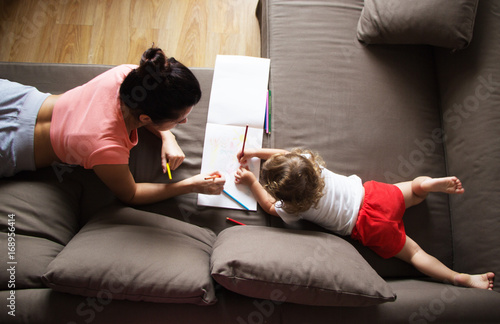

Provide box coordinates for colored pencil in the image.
[241,124,249,156]
[268,90,272,134]
[265,91,269,134]
[166,162,172,180]
[223,189,250,210]
[205,174,222,180]
[226,217,246,226]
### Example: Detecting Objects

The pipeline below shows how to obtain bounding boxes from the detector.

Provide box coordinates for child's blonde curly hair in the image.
[261,148,325,214]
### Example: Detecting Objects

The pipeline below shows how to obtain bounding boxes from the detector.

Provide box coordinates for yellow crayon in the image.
[166,162,172,180]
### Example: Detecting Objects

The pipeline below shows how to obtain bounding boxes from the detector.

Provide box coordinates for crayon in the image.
[265,91,269,134]
[205,174,222,180]
[268,90,272,134]
[226,217,246,226]
[241,125,249,156]
[223,189,250,211]
[166,162,172,180]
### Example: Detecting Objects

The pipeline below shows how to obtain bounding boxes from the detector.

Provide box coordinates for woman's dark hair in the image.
[119,47,201,123]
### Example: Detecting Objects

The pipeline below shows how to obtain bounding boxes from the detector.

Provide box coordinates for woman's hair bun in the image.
[139,46,170,73]
[120,46,201,123]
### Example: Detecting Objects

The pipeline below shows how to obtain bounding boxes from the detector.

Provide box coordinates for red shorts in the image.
[351,181,406,259]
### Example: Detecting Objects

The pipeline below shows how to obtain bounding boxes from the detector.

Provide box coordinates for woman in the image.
[0,47,225,204]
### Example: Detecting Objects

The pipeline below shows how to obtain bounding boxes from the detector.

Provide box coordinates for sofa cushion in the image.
[42,206,217,305]
[0,168,82,246]
[357,0,479,50]
[0,234,63,290]
[211,226,396,306]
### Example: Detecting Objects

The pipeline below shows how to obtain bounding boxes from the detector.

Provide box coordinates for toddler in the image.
[235,148,494,290]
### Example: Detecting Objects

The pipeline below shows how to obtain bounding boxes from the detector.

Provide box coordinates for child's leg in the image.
[395,236,495,290]
[394,176,465,208]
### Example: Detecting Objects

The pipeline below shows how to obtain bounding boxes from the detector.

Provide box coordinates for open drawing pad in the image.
[197,55,271,211]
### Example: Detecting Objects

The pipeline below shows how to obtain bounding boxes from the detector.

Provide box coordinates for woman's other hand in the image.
[161,131,185,172]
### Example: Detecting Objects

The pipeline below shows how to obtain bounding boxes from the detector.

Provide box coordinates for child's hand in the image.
[235,166,256,186]
[237,148,257,164]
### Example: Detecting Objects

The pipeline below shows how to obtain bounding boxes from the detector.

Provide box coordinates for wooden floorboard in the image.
[0,0,261,67]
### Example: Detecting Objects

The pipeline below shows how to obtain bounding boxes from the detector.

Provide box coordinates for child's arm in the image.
[238,148,289,164]
[235,166,279,216]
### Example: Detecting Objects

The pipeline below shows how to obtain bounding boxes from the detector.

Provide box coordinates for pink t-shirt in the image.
[50,64,139,169]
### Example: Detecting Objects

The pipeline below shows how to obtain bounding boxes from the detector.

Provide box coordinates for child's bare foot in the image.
[421,176,465,194]
[454,272,495,290]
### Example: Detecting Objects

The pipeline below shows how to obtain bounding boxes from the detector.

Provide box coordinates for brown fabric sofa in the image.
[1,0,500,323]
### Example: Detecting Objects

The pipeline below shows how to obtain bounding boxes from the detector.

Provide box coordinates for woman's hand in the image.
[189,172,226,195]
[161,131,185,172]
[235,166,257,186]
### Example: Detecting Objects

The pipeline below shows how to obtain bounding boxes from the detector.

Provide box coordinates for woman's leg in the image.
[395,236,494,290]
[394,176,465,208]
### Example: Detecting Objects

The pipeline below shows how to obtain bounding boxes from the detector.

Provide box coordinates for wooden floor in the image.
[0,0,261,68]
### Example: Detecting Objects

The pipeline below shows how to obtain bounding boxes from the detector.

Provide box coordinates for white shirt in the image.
[275,168,364,236]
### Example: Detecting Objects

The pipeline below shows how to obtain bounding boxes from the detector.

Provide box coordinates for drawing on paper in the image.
[198,123,263,211]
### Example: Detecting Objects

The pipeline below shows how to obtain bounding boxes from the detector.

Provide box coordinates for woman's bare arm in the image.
[93,164,224,205]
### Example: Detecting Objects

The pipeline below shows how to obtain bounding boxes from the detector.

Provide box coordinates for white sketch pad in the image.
[197,55,270,210]
[207,55,270,128]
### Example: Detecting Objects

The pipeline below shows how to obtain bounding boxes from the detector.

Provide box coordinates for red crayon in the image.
[226,217,246,226]
[241,124,249,156]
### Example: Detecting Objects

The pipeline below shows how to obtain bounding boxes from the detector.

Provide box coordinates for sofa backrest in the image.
[434,0,500,283]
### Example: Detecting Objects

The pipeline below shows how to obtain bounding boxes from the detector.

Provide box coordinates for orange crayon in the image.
[205,174,222,180]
